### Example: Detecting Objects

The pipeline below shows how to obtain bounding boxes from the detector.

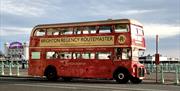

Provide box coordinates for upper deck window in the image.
[115,24,128,33]
[34,29,46,36]
[60,28,73,35]
[131,25,143,35]
[137,28,143,35]
[74,27,82,34]
[52,31,59,35]
[47,28,60,36]
[83,26,96,34]
[99,26,112,33]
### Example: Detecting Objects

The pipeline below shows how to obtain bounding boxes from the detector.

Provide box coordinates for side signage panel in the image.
[40,36,114,47]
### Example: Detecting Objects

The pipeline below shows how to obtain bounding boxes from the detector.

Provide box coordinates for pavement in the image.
[0,67,180,91]
[0,67,179,83]
[0,76,180,91]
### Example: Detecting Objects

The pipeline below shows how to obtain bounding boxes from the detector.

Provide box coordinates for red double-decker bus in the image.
[28,19,146,83]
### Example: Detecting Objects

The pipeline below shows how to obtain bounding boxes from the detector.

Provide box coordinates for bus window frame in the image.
[60,27,73,35]
[130,24,144,43]
[96,51,112,60]
[73,27,82,35]
[82,26,97,35]
[98,25,113,34]
[114,24,129,33]
[115,47,132,60]
[33,28,47,37]
[46,28,61,36]
[31,51,41,60]
[82,52,96,59]
[58,52,72,59]
[46,51,60,59]
[130,24,144,35]
[72,52,81,59]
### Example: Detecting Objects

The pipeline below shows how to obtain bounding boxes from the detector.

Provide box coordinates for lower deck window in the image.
[59,52,72,59]
[72,52,81,59]
[46,52,57,59]
[82,53,95,59]
[116,48,131,60]
[96,52,111,60]
[45,51,112,60]
[31,52,40,59]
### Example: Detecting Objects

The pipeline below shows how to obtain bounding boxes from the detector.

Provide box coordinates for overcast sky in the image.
[0,0,180,58]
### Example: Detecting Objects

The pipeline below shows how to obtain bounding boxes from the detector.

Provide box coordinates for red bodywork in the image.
[28,19,146,79]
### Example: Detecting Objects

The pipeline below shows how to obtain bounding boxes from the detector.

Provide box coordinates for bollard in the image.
[160,65,164,84]
[9,62,12,76]
[16,61,20,76]
[1,61,4,75]
[175,65,179,85]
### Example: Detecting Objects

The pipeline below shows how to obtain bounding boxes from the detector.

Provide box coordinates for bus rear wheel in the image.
[45,67,58,81]
[114,71,129,84]
[130,77,142,84]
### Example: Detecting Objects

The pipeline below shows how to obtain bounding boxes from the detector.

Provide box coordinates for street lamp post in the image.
[155,35,160,83]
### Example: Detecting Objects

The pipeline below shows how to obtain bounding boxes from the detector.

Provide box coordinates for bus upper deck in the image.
[30,19,145,49]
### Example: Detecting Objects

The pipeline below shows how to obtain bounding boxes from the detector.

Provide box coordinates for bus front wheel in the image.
[45,67,58,81]
[114,71,129,84]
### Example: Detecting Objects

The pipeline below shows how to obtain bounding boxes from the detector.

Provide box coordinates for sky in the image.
[0,0,180,58]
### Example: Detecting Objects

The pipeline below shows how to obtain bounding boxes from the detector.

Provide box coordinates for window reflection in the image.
[99,26,112,33]
[35,29,46,36]
[115,48,131,60]
[115,24,128,33]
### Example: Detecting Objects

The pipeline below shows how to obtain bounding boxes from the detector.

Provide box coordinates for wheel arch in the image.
[113,66,130,78]
[44,65,57,76]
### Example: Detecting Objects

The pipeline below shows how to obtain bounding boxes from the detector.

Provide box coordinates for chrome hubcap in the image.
[118,73,124,80]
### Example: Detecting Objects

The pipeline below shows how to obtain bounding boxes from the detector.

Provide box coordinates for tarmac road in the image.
[0,77,179,91]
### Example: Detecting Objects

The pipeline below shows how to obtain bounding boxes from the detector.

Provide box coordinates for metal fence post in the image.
[1,61,4,75]
[150,63,153,72]
[168,63,170,72]
[16,61,19,76]
[160,65,164,84]
[9,62,12,76]
[175,65,179,85]
[6,60,8,67]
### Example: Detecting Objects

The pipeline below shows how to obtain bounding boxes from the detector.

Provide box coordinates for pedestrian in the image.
[21,54,26,69]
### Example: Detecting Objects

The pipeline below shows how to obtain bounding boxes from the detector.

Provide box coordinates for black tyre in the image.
[114,71,129,84]
[130,77,142,84]
[45,67,58,81]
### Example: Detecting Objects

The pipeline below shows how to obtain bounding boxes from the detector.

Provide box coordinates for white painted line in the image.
[54,84,168,91]
[13,84,77,89]
[13,83,168,91]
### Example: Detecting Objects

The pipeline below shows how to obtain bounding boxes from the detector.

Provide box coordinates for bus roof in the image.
[31,19,143,36]
[34,19,142,28]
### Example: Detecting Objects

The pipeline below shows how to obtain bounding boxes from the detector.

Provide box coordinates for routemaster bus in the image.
[28,19,146,84]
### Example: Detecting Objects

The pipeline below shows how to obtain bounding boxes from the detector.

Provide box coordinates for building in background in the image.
[4,42,29,61]
[139,54,180,64]
[0,50,5,61]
